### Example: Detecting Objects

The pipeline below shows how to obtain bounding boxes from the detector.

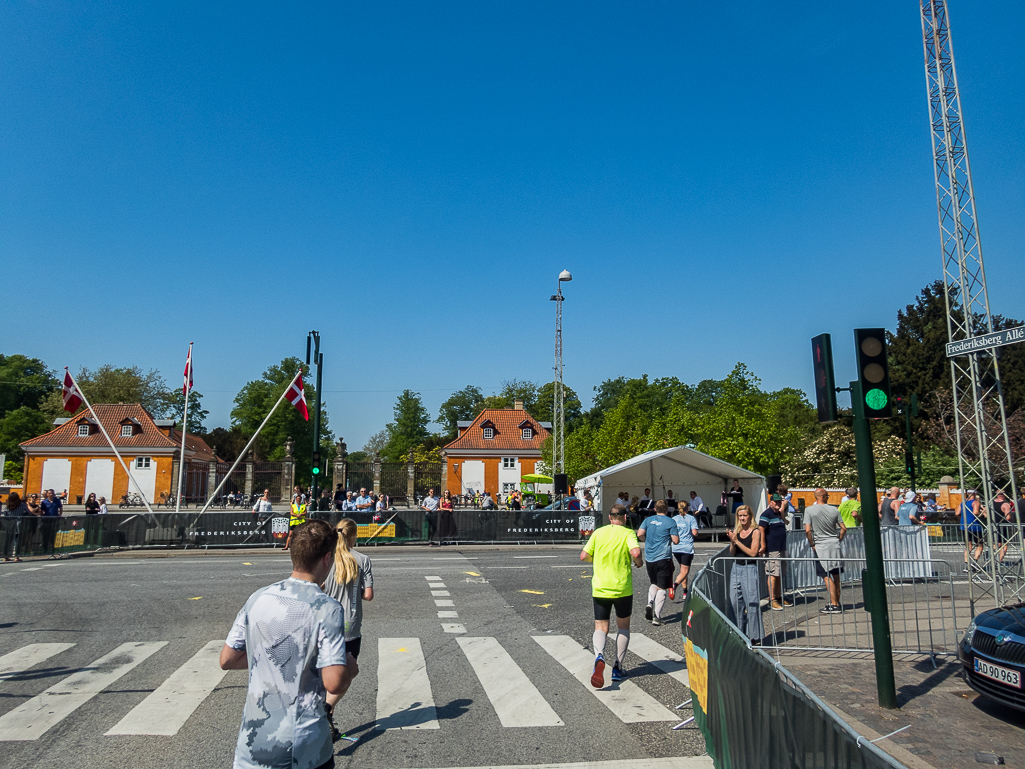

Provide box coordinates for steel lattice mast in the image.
[552,270,572,482]
[921,0,1021,609]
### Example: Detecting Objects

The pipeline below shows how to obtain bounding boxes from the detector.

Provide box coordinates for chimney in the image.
[513,399,524,410]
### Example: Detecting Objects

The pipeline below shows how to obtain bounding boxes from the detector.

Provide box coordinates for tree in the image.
[0,354,58,416]
[535,382,583,431]
[0,406,51,464]
[490,379,539,413]
[437,385,486,437]
[782,423,904,488]
[382,390,431,462]
[39,365,171,422]
[362,428,390,456]
[231,358,331,481]
[164,389,209,433]
[201,426,249,462]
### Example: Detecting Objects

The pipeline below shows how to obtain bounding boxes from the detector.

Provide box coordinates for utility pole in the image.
[306,331,323,506]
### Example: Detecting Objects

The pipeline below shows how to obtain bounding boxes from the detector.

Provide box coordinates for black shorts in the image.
[964,528,983,545]
[593,595,633,621]
[645,559,674,589]
[346,636,362,660]
[673,552,694,567]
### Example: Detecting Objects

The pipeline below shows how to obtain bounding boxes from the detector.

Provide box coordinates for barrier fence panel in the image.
[686,548,905,769]
[346,462,374,494]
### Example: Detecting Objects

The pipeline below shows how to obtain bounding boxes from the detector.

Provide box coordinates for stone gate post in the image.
[282,438,296,500]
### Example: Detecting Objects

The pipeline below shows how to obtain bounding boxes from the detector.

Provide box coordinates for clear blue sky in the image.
[3,2,1023,449]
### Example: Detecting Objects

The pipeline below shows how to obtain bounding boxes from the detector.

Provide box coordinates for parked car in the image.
[959,602,1025,711]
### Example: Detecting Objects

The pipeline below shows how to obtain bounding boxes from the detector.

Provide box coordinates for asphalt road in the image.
[0,545,719,769]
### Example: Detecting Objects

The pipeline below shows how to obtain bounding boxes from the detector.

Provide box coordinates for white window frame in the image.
[483,427,494,440]
[135,456,151,469]
[521,427,533,440]
[120,424,134,437]
[77,424,90,437]
[502,457,516,469]
[502,482,516,493]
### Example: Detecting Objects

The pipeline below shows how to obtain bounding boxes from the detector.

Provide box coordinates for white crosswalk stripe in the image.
[532,635,678,723]
[0,643,75,681]
[456,637,563,727]
[0,642,167,741]
[376,637,440,730]
[627,633,690,687]
[105,640,228,736]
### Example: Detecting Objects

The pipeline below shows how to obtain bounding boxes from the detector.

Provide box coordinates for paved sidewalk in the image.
[782,653,1025,769]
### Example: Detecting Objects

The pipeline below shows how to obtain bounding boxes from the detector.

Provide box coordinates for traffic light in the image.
[311,450,321,476]
[811,333,838,422]
[854,328,892,418]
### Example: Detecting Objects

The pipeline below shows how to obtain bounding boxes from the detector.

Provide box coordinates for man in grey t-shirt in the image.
[804,488,847,614]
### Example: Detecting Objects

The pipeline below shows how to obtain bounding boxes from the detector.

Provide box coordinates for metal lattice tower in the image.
[551,270,572,480]
[921,0,1022,609]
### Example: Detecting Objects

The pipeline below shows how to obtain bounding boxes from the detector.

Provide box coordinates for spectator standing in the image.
[897,491,922,526]
[98,497,108,514]
[727,480,744,516]
[421,488,440,545]
[354,488,374,517]
[671,502,699,601]
[40,489,63,559]
[252,489,274,514]
[41,489,63,517]
[3,491,28,562]
[481,491,496,510]
[375,494,388,514]
[637,500,680,625]
[837,488,862,528]
[804,488,847,613]
[340,491,357,512]
[283,495,308,552]
[220,520,357,769]
[759,494,792,611]
[84,493,101,515]
[290,485,306,506]
[333,484,346,512]
[879,487,900,526]
[317,490,332,512]
[438,490,458,541]
[726,504,763,644]
[580,504,643,687]
[321,518,374,740]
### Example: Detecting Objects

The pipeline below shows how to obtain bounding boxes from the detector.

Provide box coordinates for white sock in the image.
[593,629,607,658]
[647,584,658,604]
[654,589,667,618]
[616,628,630,666]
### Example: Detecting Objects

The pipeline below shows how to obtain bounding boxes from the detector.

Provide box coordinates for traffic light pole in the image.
[850,380,897,709]
[307,331,323,506]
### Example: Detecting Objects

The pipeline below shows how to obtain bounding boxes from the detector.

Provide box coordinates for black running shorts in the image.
[673,552,694,567]
[593,595,633,621]
[646,558,674,589]
[346,636,362,660]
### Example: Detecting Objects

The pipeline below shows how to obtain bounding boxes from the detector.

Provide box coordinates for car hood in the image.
[976,603,1025,636]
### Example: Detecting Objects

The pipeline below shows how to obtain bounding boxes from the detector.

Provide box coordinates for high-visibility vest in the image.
[289,503,307,528]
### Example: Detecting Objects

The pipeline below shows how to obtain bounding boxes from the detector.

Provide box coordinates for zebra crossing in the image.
[0,631,690,741]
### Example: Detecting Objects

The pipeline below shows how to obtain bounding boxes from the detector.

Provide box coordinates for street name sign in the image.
[946,326,1025,358]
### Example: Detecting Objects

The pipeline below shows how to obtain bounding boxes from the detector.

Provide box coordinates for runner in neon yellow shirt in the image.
[581,504,642,688]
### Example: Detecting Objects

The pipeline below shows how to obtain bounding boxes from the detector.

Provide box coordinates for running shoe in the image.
[644,603,654,621]
[651,616,662,626]
[590,654,606,689]
[611,665,627,682]
[668,585,675,601]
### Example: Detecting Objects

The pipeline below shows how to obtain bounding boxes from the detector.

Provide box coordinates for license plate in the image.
[975,657,1022,688]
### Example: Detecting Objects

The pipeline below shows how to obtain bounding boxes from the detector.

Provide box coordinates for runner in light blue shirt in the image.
[637,500,679,625]
[671,503,699,599]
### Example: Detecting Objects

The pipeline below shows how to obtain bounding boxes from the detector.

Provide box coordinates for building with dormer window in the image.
[440,401,551,498]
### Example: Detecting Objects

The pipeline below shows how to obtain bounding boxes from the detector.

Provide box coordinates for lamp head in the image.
[558,269,572,282]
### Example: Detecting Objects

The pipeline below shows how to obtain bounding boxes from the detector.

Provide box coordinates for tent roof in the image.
[576,446,764,489]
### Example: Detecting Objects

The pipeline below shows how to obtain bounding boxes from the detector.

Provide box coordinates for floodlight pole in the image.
[551,270,572,502]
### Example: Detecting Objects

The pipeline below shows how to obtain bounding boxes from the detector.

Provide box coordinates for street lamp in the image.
[551,270,572,500]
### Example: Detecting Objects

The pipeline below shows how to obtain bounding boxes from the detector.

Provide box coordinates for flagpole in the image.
[175,343,193,514]
[66,368,157,518]
[198,370,303,515]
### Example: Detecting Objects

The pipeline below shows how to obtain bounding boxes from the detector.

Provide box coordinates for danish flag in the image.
[286,371,309,421]
[62,369,83,413]
[183,345,194,396]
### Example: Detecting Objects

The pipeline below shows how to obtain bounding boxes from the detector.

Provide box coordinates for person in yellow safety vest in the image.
[283,500,308,551]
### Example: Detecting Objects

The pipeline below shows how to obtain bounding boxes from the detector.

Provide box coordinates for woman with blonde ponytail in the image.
[321,518,374,737]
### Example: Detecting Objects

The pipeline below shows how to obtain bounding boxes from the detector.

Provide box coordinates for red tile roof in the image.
[167,428,220,464]
[442,408,549,452]
[21,404,180,451]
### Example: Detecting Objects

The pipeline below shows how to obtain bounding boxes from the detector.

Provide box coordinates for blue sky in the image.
[3,1,1023,449]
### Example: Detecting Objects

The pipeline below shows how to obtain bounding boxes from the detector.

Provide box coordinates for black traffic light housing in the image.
[311,450,321,476]
[811,333,838,422]
[854,328,892,419]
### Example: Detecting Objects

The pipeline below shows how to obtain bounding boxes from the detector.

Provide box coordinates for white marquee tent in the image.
[576,446,767,518]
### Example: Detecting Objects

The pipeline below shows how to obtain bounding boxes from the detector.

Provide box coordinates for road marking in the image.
[0,643,76,680]
[0,642,167,740]
[437,611,459,618]
[628,634,689,687]
[431,590,451,597]
[464,571,481,576]
[552,565,590,569]
[486,566,528,569]
[532,636,677,723]
[20,567,44,572]
[106,640,228,735]
[434,557,479,560]
[376,638,439,730]
[520,589,544,595]
[442,624,467,634]
[424,575,442,580]
[403,759,714,769]
[513,556,558,559]
[435,599,454,607]
[455,637,563,727]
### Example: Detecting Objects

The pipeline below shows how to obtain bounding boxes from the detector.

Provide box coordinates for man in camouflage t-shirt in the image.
[220,520,358,769]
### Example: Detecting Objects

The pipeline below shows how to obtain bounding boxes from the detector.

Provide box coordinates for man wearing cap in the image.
[897,490,922,526]
[838,488,862,529]
[759,494,792,611]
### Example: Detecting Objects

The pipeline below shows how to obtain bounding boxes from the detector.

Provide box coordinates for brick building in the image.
[440,402,551,497]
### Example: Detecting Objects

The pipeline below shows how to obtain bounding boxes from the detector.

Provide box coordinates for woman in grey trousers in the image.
[726,505,764,645]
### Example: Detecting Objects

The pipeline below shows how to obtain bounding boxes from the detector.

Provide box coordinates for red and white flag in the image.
[62,370,83,413]
[183,345,194,396]
[286,371,309,421]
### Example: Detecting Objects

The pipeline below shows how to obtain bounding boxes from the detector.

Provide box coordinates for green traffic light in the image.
[311,466,321,475]
[865,388,889,410]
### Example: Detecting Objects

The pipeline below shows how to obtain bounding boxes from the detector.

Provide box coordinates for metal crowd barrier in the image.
[784,527,934,586]
[705,554,964,659]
